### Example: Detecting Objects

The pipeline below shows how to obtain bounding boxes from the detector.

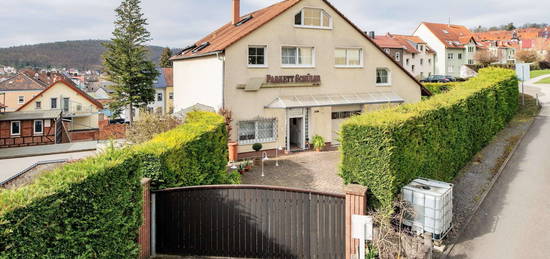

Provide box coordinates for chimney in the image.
[232,0,240,25]
[368,31,375,39]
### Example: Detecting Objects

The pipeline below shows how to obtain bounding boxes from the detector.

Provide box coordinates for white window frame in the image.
[395,52,401,62]
[376,68,391,86]
[448,66,454,73]
[18,96,24,104]
[157,92,163,102]
[281,46,315,68]
[51,97,57,109]
[247,45,268,68]
[294,7,333,30]
[34,120,43,135]
[238,119,277,145]
[11,121,21,136]
[334,47,364,68]
[448,53,454,59]
[458,53,463,59]
[35,101,41,109]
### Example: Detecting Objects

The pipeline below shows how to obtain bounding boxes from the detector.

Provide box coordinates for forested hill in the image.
[0,40,174,70]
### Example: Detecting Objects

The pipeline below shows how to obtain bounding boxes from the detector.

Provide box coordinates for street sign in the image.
[352,215,374,259]
[516,63,530,82]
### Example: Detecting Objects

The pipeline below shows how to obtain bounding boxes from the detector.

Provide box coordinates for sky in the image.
[0,0,548,48]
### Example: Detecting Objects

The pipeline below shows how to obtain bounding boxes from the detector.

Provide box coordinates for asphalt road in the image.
[447,75,550,258]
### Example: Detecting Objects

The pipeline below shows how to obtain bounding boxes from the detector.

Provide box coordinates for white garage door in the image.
[331,106,362,145]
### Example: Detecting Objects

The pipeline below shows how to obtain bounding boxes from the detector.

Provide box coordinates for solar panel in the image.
[192,42,210,53]
[235,15,253,26]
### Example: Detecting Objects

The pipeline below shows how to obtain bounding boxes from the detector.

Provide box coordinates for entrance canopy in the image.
[265,92,405,109]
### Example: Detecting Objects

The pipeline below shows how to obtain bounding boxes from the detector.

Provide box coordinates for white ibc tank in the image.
[401,178,453,239]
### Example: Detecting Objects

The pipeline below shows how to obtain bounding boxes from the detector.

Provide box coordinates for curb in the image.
[443,115,538,257]
[0,148,96,160]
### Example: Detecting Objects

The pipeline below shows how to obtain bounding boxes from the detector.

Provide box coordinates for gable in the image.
[17,80,103,111]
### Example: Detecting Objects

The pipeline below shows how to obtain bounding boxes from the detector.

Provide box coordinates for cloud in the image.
[0,0,548,48]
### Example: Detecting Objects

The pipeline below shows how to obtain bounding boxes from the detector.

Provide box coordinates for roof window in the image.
[442,29,449,34]
[192,42,210,53]
[235,15,253,26]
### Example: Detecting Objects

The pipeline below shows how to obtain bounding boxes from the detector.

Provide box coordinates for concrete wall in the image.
[222,0,422,152]
[173,55,224,112]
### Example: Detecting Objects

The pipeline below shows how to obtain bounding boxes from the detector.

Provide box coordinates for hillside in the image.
[0,40,175,70]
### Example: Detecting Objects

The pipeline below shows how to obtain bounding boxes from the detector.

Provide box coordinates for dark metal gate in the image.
[153,185,345,258]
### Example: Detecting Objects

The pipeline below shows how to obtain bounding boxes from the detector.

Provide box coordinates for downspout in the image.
[216,51,226,109]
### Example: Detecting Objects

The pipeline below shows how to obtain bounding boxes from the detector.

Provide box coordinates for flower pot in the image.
[315,147,321,152]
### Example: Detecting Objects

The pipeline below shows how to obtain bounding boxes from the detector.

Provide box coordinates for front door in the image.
[289,117,304,150]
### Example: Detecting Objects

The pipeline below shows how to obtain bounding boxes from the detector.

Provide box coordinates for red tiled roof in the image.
[372,35,403,49]
[391,34,426,44]
[172,0,301,60]
[421,22,476,48]
[0,72,47,91]
[16,79,103,111]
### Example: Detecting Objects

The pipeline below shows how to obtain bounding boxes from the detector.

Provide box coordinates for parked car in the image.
[443,75,457,82]
[420,75,450,83]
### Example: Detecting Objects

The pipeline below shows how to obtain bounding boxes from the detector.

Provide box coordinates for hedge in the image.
[0,111,232,257]
[422,82,460,96]
[340,68,519,210]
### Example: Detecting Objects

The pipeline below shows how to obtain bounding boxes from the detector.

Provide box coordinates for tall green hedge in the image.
[0,111,231,257]
[422,82,460,96]
[340,68,519,210]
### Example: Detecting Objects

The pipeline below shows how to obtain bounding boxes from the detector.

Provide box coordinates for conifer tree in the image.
[159,47,173,68]
[102,0,159,123]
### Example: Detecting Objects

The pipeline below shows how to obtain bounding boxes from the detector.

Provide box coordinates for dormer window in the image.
[294,8,332,29]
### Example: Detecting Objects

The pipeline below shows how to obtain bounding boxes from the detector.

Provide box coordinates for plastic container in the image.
[401,178,453,240]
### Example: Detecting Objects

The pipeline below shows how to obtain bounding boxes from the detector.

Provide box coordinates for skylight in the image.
[235,15,253,26]
[442,30,449,34]
[192,42,210,53]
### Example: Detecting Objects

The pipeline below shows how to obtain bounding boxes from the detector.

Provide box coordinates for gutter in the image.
[170,51,223,61]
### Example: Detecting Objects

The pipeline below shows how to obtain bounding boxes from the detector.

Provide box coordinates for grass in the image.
[531,69,550,79]
[515,94,541,121]
[535,77,550,84]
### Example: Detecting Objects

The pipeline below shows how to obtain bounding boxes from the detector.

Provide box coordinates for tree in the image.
[516,50,540,63]
[102,0,159,123]
[503,22,516,31]
[474,49,499,66]
[159,47,173,68]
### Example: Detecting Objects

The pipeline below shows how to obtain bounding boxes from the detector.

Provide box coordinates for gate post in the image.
[139,178,152,259]
[345,185,368,259]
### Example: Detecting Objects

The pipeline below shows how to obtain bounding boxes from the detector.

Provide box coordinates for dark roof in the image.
[0,73,46,91]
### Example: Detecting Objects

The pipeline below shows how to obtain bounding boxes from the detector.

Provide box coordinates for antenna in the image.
[448,17,451,27]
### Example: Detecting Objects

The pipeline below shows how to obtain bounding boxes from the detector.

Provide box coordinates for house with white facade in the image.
[414,22,483,77]
[171,0,429,156]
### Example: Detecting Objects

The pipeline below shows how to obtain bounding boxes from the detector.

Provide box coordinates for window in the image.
[468,59,474,65]
[412,53,416,59]
[51,98,57,109]
[406,59,410,66]
[248,46,266,67]
[420,45,424,51]
[11,121,20,136]
[332,111,361,119]
[238,119,277,144]
[448,53,454,59]
[384,48,390,54]
[169,92,173,100]
[294,8,332,29]
[411,65,415,72]
[35,101,41,109]
[335,48,362,67]
[376,68,390,85]
[420,58,424,65]
[395,52,401,62]
[34,120,43,135]
[157,93,163,102]
[63,98,70,112]
[76,104,82,111]
[420,72,424,79]
[18,96,24,104]
[458,53,463,59]
[448,66,454,73]
[428,59,432,64]
[282,46,314,67]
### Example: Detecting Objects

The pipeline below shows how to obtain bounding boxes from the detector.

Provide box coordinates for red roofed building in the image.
[172,0,429,157]
[414,22,484,77]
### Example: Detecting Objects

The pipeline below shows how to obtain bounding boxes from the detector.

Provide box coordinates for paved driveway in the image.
[447,75,550,258]
[241,150,345,194]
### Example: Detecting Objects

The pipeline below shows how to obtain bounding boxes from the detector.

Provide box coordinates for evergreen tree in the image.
[159,47,173,68]
[102,0,159,123]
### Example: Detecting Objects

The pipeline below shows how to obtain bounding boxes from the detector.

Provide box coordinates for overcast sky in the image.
[0,0,548,48]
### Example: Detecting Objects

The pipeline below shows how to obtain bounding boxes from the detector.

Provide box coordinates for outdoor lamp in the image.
[261,151,269,177]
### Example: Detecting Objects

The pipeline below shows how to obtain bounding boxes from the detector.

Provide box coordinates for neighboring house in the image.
[0,110,59,148]
[371,33,436,79]
[16,79,104,142]
[172,0,429,155]
[414,22,483,77]
[0,72,48,111]
[163,68,174,114]
[147,68,173,115]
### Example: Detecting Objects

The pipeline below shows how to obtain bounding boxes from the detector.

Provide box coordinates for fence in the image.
[152,185,346,259]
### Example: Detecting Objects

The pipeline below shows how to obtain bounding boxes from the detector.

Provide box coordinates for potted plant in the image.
[312,135,326,152]
[244,160,253,172]
[237,163,246,174]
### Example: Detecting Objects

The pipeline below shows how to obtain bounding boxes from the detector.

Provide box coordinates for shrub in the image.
[0,147,143,258]
[135,111,230,189]
[312,135,326,150]
[516,49,539,63]
[126,112,182,144]
[422,82,460,96]
[340,68,519,211]
[252,143,263,152]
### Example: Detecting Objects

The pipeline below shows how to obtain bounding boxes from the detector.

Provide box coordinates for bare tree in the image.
[516,50,540,63]
[475,50,499,66]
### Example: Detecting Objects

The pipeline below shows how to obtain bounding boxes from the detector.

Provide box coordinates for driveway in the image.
[241,150,345,194]
[447,75,550,258]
